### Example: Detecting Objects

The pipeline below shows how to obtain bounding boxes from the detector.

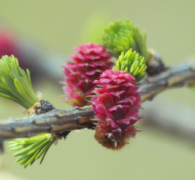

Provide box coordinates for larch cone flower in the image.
[63,43,113,106]
[92,69,142,150]
[0,30,21,63]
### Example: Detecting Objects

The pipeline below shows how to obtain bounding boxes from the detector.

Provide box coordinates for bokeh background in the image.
[0,1,195,180]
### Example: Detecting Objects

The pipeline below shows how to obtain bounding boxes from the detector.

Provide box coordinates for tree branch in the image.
[0,62,195,141]
[0,106,95,141]
[140,62,195,102]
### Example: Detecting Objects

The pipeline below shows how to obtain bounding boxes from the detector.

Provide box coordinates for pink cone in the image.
[64,43,113,106]
[92,70,143,149]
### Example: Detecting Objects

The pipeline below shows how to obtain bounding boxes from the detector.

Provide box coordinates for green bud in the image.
[0,55,38,109]
[9,133,56,168]
[113,49,147,81]
[102,19,150,62]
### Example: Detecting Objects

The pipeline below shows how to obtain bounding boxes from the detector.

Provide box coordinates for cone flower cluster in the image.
[92,69,142,150]
[63,43,113,106]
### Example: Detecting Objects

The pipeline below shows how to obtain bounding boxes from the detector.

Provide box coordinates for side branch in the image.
[140,62,195,102]
[0,62,195,140]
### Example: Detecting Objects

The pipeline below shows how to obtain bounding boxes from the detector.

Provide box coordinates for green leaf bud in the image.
[9,133,56,168]
[113,49,147,81]
[0,55,38,109]
[103,19,150,62]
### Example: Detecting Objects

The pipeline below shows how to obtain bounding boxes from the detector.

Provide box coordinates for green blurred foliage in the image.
[80,11,111,44]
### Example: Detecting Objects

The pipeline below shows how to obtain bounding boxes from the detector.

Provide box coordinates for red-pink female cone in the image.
[92,69,143,150]
[0,30,20,60]
[63,43,113,106]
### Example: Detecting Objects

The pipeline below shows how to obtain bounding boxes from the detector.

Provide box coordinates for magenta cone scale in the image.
[92,70,143,149]
[63,43,113,106]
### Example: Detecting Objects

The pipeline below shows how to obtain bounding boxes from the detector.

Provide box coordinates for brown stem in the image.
[0,62,195,141]
[0,106,94,140]
[140,62,195,101]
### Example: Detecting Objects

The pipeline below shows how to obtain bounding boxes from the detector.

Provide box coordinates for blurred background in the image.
[0,0,195,180]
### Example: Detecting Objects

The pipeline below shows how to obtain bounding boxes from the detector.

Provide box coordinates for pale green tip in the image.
[9,133,56,168]
[113,49,147,81]
[0,55,38,109]
[102,19,150,61]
